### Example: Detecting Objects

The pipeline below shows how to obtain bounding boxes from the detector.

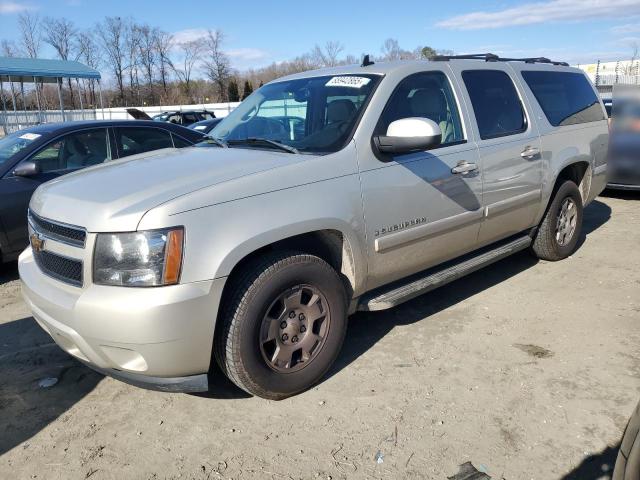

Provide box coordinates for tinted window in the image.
[376,71,465,145]
[171,134,192,148]
[117,128,173,158]
[30,129,111,172]
[521,71,605,126]
[462,70,526,140]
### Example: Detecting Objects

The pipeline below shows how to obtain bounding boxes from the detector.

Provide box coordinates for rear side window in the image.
[116,127,173,158]
[462,70,527,140]
[521,71,605,126]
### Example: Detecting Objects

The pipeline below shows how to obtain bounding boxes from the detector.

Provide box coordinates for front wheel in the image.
[531,180,584,261]
[215,252,347,400]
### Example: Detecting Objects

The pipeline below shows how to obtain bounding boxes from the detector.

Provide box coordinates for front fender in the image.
[139,173,369,296]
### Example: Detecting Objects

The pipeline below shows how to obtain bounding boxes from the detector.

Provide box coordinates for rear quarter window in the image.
[521,71,605,127]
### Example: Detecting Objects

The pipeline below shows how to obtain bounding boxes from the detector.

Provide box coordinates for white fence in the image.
[1,101,241,135]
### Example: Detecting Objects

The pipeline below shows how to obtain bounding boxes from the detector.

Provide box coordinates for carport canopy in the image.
[0,57,103,134]
[0,57,101,83]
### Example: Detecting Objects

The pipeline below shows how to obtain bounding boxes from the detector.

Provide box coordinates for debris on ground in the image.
[447,461,491,480]
[37,377,58,388]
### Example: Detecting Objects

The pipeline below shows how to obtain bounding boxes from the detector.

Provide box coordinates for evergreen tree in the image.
[242,80,254,100]
[227,78,240,102]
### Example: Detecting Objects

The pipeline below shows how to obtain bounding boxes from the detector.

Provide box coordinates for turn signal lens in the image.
[163,229,184,285]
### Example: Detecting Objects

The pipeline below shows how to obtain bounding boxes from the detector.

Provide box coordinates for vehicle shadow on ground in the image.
[560,442,619,479]
[0,261,19,286]
[0,316,103,456]
[601,189,640,201]
[328,198,611,382]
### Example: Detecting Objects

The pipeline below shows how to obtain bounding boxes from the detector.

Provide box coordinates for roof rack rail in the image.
[431,53,569,67]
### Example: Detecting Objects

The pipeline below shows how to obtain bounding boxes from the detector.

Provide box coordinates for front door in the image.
[359,69,483,290]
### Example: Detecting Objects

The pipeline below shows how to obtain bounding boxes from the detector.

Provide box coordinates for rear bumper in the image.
[19,247,226,390]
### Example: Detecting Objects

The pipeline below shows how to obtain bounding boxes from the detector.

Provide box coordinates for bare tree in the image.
[1,39,18,57]
[311,41,344,67]
[78,31,102,106]
[137,24,157,102]
[380,38,421,62]
[43,17,81,107]
[97,17,128,105]
[202,30,231,101]
[153,30,173,101]
[125,23,143,104]
[18,12,41,58]
[172,39,204,102]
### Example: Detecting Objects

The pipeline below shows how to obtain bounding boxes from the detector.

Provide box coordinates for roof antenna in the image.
[361,54,375,67]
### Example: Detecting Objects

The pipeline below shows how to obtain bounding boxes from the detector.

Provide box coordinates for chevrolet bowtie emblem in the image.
[30,233,45,253]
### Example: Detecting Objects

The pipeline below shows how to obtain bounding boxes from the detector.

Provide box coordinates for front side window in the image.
[30,128,111,173]
[462,70,527,140]
[0,130,43,167]
[521,71,605,127]
[116,128,173,158]
[209,74,381,153]
[375,71,465,145]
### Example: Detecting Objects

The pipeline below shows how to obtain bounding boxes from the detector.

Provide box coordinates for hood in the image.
[30,146,306,232]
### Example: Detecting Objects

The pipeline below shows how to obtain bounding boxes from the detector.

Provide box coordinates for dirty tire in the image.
[531,180,583,261]
[613,401,640,480]
[215,252,347,400]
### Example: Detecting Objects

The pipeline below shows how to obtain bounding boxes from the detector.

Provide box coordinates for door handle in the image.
[521,146,540,159]
[451,161,479,175]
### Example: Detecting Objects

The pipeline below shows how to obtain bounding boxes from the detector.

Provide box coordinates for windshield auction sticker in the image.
[19,133,41,141]
[325,76,371,88]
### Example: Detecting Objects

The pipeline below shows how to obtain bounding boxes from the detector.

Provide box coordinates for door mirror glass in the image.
[375,117,442,154]
[13,160,42,177]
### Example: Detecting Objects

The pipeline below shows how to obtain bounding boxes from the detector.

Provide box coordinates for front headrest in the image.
[410,86,447,119]
[327,99,356,124]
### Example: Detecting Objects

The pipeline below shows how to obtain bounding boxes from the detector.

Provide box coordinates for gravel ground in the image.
[1,192,639,480]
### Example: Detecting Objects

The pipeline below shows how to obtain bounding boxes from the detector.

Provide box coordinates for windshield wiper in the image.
[201,135,228,148]
[227,137,299,154]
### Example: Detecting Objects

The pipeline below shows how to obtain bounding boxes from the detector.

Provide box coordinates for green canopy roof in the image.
[0,56,101,83]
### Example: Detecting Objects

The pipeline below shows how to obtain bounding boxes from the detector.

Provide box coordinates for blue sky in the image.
[1,0,640,69]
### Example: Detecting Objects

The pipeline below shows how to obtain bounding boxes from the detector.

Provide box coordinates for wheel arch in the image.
[215,223,366,303]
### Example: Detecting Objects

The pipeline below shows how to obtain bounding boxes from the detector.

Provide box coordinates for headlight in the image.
[93,228,184,287]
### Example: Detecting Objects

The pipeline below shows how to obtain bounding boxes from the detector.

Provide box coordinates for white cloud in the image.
[611,23,640,35]
[172,28,209,44]
[0,1,35,14]
[227,48,269,62]
[437,0,640,30]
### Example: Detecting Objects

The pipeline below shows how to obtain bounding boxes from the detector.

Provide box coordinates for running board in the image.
[358,235,532,312]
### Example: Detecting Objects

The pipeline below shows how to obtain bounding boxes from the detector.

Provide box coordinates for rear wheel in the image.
[215,252,347,400]
[532,180,583,261]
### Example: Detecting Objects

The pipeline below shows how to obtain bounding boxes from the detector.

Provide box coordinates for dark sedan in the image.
[0,120,204,263]
[188,117,223,134]
[153,110,216,126]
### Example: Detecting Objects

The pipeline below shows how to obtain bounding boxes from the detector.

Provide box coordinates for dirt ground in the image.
[1,192,639,480]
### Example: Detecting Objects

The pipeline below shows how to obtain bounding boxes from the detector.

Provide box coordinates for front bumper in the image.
[19,248,226,392]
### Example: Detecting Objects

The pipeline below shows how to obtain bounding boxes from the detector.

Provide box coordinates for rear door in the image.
[450,63,543,246]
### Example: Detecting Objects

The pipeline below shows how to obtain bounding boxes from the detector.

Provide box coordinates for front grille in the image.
[33,250,83,287]
[28,211,86,247]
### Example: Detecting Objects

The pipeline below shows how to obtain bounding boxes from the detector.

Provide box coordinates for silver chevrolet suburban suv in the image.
[19,54,609,399]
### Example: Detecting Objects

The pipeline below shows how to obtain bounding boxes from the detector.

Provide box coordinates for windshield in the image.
[0,131,43,166]
[208,74,381,153]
